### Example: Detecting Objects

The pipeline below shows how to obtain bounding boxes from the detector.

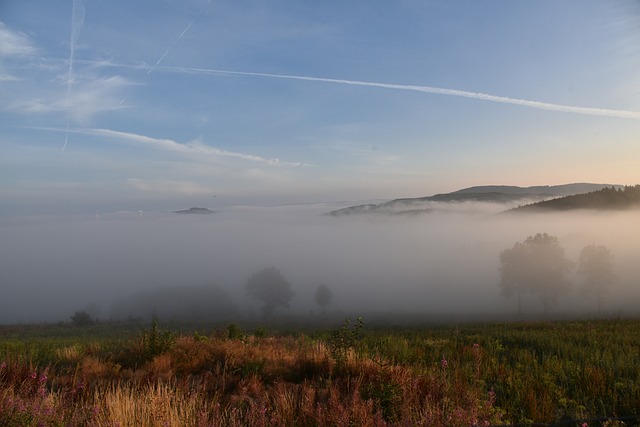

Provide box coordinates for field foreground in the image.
[1,318,639,426]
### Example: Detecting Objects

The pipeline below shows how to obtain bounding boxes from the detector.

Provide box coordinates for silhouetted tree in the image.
[70,310,94,326]
[578,244,617,314]
[245,267,295,318]
[314,283,333,316]
[499,233,573,314]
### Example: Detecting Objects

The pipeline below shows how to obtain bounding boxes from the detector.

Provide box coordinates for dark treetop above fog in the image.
[508,185,640,212]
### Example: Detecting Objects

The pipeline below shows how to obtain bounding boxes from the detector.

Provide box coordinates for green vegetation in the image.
[1,318,640,426]
[327,317,363,371]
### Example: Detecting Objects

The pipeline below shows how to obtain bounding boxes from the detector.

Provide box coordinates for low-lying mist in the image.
[1,200,639,324]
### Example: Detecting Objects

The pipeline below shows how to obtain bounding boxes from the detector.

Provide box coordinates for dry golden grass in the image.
[95,382,206,427]
[54,345,82,363]
[1,329,506,426]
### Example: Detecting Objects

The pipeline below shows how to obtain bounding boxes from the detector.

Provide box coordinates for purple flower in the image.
[441,358,448,369]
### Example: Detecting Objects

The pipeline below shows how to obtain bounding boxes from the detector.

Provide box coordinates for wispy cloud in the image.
[0,22,37,81]
[8,76,131,121]
[0,22,36,57]
[28,126,309,167]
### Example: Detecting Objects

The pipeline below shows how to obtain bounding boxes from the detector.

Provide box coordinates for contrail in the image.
[62,0,86,153]
[69,58,640,120]
[158,66,640,120]
[62,122,71,154]
[146,0,213,75]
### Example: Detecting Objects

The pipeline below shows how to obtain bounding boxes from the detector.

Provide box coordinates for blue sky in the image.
[1,0,640,215]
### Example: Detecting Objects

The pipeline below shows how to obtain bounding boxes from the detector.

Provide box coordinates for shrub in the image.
[139,315,175,361]
[327,317,363,371]
[70,311,94,327]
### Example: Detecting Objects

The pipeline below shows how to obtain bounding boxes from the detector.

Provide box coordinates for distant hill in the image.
[509,185,640,212]
[452,183,618,197]
[173,207,215,215]
[326,183,622,216]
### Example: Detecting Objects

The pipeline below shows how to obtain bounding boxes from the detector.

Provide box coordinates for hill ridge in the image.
[326,183,625,216]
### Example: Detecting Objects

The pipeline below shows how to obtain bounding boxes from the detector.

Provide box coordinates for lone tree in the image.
[70,310,94,327]
[578,244,617,313]
[499,233,573,314]
[314,283,333,316]
[245,267,295,318]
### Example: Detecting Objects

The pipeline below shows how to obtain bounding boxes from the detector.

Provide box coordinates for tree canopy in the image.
[499,233,573,314]
[245,267,295,318]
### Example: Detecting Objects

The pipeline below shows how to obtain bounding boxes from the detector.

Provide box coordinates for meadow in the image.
[1,317,639,426]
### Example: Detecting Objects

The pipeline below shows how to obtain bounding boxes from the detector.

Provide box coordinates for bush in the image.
[70,311,94,327]
[139,315,175,360]
[327,317,363,371]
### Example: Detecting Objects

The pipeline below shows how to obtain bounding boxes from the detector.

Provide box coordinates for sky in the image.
[1,0,640,215]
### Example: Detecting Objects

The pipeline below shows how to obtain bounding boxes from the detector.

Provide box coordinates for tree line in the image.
[512,185,640,212]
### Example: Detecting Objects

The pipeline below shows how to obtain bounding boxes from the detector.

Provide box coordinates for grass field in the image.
[1,317,639,426]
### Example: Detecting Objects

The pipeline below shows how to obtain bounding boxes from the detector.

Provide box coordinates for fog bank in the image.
[1,201,639,324]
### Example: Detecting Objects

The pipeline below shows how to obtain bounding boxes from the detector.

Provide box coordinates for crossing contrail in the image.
[62,0,86,153]
[146,0,213,75]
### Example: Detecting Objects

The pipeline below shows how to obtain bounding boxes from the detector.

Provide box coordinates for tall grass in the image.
[1,318,639,425]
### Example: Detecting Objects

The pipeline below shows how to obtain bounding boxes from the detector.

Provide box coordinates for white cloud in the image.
[86,128,308,166]
[25,126,309,167]
[0,22,36,81]
[8,75,132,122]
[0,22,36,57]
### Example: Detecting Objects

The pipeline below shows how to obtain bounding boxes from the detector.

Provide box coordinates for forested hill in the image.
[509,185,640,212]
[325,183,618,217]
